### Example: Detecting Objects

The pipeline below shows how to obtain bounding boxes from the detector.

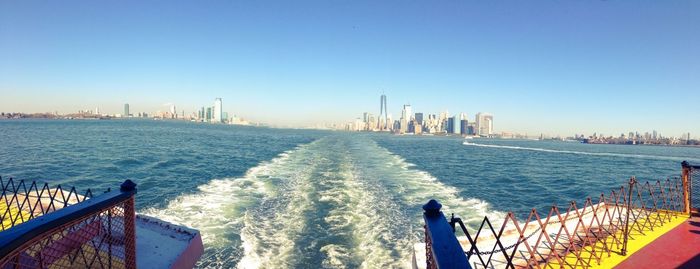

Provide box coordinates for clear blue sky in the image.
[1,1,698,136]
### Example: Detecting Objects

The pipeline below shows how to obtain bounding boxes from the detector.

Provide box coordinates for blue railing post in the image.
[423,199,471,269]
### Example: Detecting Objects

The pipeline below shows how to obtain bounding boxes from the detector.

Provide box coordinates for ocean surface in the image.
[2,119,699,268]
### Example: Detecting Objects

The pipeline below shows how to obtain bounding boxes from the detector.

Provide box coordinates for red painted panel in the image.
[615,216,700,269]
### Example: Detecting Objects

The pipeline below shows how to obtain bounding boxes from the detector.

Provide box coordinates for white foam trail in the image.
[373,142,504,225]
[237,153,318,269]
[140,144,313,268]
[142,137,505,268]
[325,139,505,268]
[463,141,693,162]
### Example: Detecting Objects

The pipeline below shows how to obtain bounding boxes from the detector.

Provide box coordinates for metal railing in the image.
[424,162,689,269]
[0,177,137,269]
[1,176,94,231]
[682,161,700,214]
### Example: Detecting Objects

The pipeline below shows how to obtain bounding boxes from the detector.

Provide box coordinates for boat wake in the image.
[140,147,305,268]
[463,141,691,162]
[143,136,503,268]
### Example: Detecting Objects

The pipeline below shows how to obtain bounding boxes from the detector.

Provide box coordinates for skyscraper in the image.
[401,104,412,122]
[446,116,455,133]
[451,115,461,134]
[213,98,223,123]
[475,113,494,136]
[415,113,424,125]
[123,104,129,117]
[378,94,387,130]
[460,119,469,135]
[387,114,393,131]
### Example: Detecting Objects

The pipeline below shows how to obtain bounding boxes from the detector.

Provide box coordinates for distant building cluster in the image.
[346,94,494,137]
[138,98,253,125]
[0,98,254,126]
[3,95,699,147]
[578,131,697,145]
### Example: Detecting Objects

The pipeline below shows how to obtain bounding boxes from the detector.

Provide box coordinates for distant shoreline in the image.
[2,117,698,148]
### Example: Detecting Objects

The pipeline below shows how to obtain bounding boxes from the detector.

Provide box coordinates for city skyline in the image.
[3,92,696,141]
[1,1,698,136]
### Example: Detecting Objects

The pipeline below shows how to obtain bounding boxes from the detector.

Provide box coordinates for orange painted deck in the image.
[615,214,700,269]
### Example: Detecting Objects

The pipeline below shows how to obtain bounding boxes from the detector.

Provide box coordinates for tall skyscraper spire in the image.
[378,93,387,130]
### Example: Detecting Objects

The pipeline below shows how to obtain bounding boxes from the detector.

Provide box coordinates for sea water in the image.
[1,119,698,268]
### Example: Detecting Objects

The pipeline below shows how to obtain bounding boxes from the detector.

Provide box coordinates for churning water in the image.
[2,120,699,268]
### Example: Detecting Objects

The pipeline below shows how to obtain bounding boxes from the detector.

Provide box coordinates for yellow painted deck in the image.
[551,213,688,269]
[1,200,32,231]
[413,206,689,269]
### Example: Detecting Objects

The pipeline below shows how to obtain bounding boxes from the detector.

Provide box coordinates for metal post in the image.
[121,180,138,269]
[422,199,470,269]
[622,177,635,256]
[682,161,692,216]
[424,200,441,269]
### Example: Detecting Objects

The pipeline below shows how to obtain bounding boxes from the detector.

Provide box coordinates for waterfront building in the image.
[439,111,448,132]
[378,94,388,130]
[399,104,412,132]
[124,104,130,117]
[354,118,364,131]
[475,112,494,136]
[415,113,424,126]
[368,114,376,131]
[206,107,212,121]
[446,117,454,134]
[427,114,439,133]
[460,119,469,135]
[451,115,461,134]
[401,104,412,122]
[213,98,223,123]
[387,114,393,131]
[439,111,448,122]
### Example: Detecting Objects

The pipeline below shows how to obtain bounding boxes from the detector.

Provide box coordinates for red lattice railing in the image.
[424,168,688,269]
[0,177,137,269]
[1,177,93,231]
